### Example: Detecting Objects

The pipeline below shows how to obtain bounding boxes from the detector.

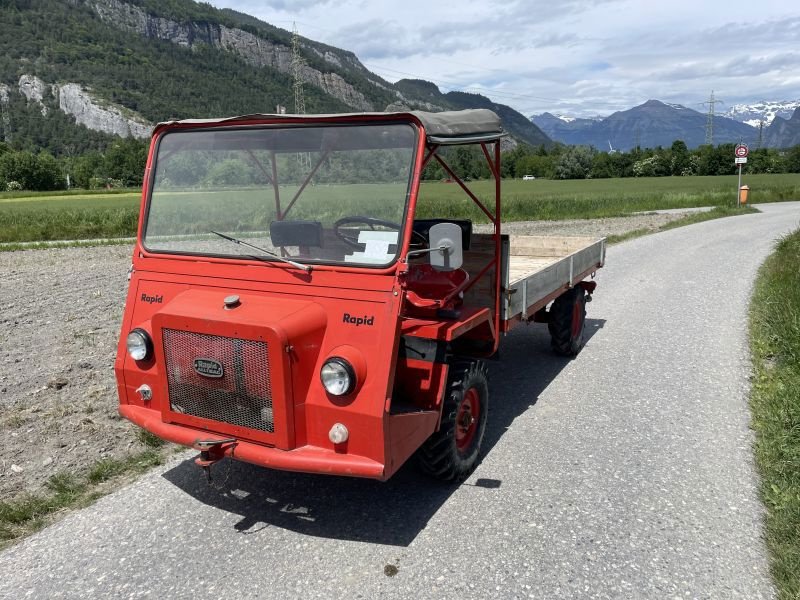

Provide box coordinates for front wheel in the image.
[548,287,587,356]
[416,360,489,481]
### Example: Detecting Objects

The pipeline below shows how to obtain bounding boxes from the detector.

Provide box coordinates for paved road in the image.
[3,202,799,599]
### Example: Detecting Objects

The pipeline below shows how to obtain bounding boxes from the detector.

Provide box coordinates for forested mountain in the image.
[0,0,549,156]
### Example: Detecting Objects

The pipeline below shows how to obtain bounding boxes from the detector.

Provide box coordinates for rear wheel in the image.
[416,359,489,482]
[548,287,587,356]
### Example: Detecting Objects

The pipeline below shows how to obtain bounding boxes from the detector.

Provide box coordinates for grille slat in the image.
[162,329,274,433]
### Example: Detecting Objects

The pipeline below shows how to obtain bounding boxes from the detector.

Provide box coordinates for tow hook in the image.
[577,280,597,302]
[193,438,237,483]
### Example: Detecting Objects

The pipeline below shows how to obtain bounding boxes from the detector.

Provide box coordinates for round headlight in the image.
[126,328,153,361]
[320,358,355,396]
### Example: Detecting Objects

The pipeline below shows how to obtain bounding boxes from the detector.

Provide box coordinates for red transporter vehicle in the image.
[115,109,605,482]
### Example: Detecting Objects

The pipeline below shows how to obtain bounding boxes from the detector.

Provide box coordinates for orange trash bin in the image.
[739,185,749,204]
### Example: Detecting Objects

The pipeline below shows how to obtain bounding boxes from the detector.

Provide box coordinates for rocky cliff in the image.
[18,75,49,116]
[89,0,374,111]
[13,74,152,139]
[57,83,152,139]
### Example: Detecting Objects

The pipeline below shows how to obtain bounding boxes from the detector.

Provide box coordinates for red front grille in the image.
[162,329,274,433]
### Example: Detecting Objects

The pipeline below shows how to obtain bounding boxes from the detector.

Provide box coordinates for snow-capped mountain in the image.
[723,100,800,128]
[532,100,755,151]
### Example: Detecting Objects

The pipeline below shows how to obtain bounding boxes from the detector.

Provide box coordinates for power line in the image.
[291,22,310,169]
[700,90,724,146]
[0,86,10,144]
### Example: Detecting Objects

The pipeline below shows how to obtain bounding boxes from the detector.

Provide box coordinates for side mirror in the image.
[429,222,463,271]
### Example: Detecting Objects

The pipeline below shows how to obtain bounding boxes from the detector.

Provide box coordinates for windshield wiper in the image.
[210,231,312,273]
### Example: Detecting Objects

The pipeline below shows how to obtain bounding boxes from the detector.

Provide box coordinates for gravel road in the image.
[1,203,799,598]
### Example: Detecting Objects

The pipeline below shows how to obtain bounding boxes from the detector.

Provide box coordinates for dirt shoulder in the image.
[0,212,691,501]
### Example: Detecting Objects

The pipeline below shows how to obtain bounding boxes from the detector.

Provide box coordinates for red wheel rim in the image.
[570,295,583,338]
[455,387,480,452]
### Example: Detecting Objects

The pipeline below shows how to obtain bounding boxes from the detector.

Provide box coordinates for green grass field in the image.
[1,174,798,243]
[750,229,800,599]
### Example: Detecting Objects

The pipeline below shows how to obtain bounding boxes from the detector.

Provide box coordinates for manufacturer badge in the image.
[193,358,224,378]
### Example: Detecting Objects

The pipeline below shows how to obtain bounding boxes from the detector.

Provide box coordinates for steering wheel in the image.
[333,216,427,250]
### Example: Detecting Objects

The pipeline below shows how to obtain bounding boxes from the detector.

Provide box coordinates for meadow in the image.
[1,174,798,243]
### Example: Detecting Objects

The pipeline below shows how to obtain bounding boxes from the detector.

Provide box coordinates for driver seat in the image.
[405,264,469,319]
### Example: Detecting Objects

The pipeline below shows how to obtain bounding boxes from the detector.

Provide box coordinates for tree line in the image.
[0,138,147,191]
[422,140,800,181]
[2,136,800,192]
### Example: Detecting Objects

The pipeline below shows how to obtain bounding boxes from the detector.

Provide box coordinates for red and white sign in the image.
[735,144,749,158]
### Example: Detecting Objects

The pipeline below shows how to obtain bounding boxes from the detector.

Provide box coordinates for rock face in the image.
[57,83,153,138]
[89,0,374,111]
[0,83,9,104]
[18,74,49,115]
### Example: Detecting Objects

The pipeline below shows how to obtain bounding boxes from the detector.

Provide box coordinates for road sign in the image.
[735,157,748,164]
[735,144,749,158]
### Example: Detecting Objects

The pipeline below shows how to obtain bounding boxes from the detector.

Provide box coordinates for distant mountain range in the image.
[0,0,549,155]
[532,100,799,150]
[723,100,800,128]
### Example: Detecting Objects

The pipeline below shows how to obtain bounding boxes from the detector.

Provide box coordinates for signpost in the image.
[735,144,749,207]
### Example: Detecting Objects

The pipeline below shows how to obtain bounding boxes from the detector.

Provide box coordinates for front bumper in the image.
[120,404,386,479]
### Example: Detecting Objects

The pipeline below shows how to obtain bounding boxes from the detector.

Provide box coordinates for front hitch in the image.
[193,438,237,482]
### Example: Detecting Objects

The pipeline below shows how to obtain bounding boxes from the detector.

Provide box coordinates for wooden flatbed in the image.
[502,235,606,322]
[459,233,605,332]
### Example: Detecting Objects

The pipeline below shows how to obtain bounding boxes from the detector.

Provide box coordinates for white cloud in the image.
[207,0,800,117]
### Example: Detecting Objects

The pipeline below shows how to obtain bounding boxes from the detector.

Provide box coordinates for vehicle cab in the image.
[115,110,507,481]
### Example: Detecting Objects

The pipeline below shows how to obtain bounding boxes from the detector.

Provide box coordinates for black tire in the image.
[548,287,587,357]
[416,360,489,482]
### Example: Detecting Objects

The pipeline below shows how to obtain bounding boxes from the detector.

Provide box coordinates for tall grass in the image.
[750,229,800,599]
[1,174,798,243]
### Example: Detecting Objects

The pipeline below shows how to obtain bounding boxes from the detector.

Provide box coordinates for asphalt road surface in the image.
[3,202,800,599]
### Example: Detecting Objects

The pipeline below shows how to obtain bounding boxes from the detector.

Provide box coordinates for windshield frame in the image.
[140,118,422,271]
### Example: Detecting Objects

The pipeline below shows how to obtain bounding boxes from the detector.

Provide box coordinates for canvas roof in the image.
[157,109,504,145]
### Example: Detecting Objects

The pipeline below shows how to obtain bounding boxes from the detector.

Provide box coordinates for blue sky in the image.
[207,0,800,117]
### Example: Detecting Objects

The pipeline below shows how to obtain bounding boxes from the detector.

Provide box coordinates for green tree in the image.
[0,150,65,190]
[555,146,593,179]
[104,138,148,186]
[669,140,691,175]
[783,145,800,173]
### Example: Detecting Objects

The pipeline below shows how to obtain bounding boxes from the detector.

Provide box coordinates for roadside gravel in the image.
[0,211,694,501]
[473,211,689,236]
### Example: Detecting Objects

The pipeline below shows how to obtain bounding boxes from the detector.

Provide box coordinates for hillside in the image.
[533,100,758,150]
[0,0,549,155]
[765,107,800,148]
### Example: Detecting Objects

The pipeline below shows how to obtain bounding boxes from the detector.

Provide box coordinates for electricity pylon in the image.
[700,91,724,146]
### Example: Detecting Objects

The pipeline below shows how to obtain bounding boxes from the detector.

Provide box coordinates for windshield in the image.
[143,122,417,267]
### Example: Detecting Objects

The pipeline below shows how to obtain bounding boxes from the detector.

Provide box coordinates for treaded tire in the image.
[548,287,587,357]
[416,360,489,482]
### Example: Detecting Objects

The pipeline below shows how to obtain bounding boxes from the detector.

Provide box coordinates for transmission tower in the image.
[757,120,765,149]
[291,22,310,169]
[0,87,10,144]
[700,90,724,146]
[0,104,9,144]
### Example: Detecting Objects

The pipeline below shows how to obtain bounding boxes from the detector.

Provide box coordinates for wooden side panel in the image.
[461,233,505,311]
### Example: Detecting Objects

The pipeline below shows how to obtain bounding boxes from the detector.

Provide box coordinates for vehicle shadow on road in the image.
[161,318,606,547]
